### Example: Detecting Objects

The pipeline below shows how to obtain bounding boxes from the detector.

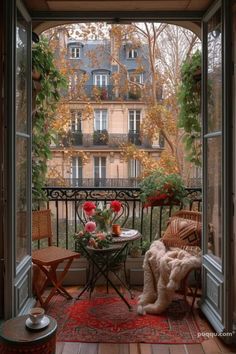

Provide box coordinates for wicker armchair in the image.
[170,209,202,309]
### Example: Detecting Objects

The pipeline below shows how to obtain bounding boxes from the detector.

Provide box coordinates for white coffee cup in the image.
[28,307,45,324]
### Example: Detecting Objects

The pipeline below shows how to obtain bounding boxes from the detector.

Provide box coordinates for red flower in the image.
[110,200,121,213]
[83,201,96,215]
[158,193,167,200]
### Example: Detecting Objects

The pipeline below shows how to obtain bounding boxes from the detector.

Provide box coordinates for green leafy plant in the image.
[129,240,151,257]
[138,169,186,206]
[178,50,201,166]
[32,37,67,208]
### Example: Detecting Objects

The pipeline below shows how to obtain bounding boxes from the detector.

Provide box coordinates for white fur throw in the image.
[137,240,201,315]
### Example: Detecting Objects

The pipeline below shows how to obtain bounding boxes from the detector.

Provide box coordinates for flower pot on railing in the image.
[143,193,181,208]
[32,69,41,81]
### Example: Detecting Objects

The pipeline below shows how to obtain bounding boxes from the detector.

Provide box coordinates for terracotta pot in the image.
[32,69,41,81]
[144,196,180,208]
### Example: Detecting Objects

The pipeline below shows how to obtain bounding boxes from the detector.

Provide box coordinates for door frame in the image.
[201,0,233,338]
[4,0,35,319]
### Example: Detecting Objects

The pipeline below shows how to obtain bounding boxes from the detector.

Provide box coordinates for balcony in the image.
[58,131,83,146]
[93,129,109,145]
[55,133,154,149]
[128,130,142,146]
[81,85,143,101]
[38,185,201,251]
[46,177,140,188]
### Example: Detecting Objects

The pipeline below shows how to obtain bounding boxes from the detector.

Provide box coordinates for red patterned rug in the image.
[46,288,205,344]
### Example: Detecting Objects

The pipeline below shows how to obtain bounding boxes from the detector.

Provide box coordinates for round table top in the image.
[0,315,57,344]
[86,229,141,253]
[112,228,141,243]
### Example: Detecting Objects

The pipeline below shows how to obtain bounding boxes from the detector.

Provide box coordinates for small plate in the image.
[25,316,50,330]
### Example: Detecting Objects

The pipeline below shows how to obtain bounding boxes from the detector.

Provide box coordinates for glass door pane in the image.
[206,136,222,261]
[201,0,233,336]
[205,7,222,263]
[16,9,31,266]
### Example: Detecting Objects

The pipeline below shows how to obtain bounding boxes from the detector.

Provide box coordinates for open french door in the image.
[4,0,34,318]
[201,0,234,340]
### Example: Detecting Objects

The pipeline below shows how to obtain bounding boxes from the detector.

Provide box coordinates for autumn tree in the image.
[112,23,200,175]
[41,23,200,181]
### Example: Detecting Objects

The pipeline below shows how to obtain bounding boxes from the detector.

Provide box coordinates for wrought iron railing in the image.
[55,132,154,149]
[57,131,83,147]
[83,85,143,101]
[46,178,140,188]
[37,186,202,251]
[128,130,142,146]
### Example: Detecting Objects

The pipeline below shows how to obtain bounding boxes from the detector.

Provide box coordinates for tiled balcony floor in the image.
[50,287,236,354]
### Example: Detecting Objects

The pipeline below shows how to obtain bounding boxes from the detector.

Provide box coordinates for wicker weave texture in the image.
[32,209,53,241]
[172,210,201,222]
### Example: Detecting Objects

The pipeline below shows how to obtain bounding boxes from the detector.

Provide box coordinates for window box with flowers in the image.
[74,200,122,252]
[138,169,187,207]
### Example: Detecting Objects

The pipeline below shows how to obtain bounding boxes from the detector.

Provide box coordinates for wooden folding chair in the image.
[32,209,80,308]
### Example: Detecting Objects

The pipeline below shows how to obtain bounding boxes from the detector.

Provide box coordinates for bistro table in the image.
[76,229,141,310]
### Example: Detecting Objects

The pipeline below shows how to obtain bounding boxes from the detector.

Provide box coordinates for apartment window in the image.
[69,46,80,59]
[71,110,82,132]
[129,73,143,84]
[128,159,141,178]
[94,157,106,186]
[94,74,108,87]
[94,110,108,131]
[129,110,141,132]
[71,157,83,181]
[68,72,79,92]
[127,49,138,59]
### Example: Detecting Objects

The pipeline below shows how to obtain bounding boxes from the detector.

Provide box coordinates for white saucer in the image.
[25,315,50,330]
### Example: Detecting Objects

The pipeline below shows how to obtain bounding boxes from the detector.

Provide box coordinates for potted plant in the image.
[138,169,186,207]
[129,240,150,257]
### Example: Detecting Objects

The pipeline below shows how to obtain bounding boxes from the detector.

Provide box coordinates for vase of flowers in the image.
[138,169,187,207]
[74,200,122,251]
[82,200,122,233]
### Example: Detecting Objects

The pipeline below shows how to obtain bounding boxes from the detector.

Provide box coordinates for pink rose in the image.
[85,221,96,233]
[96,232,106,240]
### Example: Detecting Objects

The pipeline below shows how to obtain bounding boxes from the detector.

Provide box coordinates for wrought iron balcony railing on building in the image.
[56,132,154,149]
[46,178,140,188]
[83,85,143,101]
[37,185,202,252]
[58,131,83,147]
[68,84,162,102]
[128,130,142,146]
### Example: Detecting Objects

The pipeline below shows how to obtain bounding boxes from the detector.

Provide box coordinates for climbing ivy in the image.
[32,37,67,208]
[178,50,201,166]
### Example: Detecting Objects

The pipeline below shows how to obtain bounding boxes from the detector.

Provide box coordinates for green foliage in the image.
[178,50,201,166]
[32,38,67,208]
[138,169,186,204]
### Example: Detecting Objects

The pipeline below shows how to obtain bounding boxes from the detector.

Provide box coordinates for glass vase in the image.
[96,217,111,235]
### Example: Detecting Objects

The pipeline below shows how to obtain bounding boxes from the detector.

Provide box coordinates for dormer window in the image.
[129,72,143,84]
[69,45,80,59]
[94,74,108,87]
[127,49,138,59]
[92,69,111,87]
